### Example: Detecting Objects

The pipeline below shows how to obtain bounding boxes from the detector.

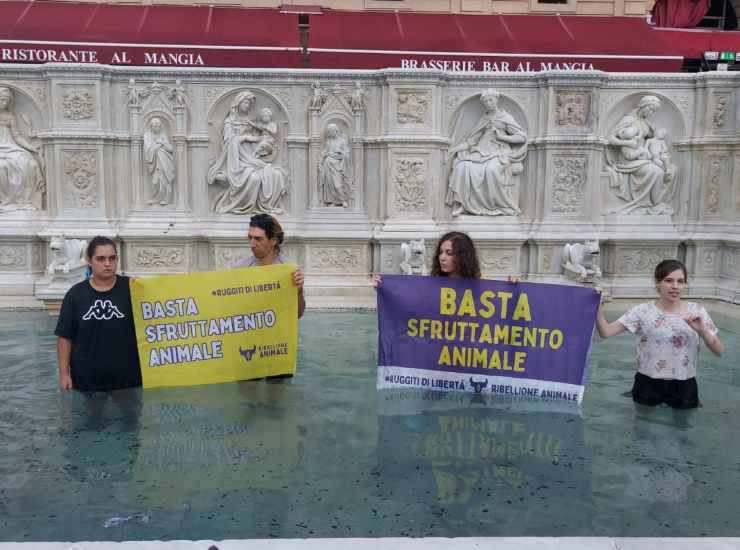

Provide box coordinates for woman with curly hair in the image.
[596,259,723,408]
[430,231,481,278]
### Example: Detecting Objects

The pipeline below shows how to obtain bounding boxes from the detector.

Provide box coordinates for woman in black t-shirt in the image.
[55,236,142,391]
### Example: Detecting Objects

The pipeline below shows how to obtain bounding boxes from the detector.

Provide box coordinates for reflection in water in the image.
[0,310,739,540]
[376,390,593,535]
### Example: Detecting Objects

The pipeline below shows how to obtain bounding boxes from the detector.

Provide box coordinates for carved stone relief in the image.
[309,82,327,112]
[0,245,27,270]
[126,80,189,112]
[712,93,729,128]
[479,249,515,272]
[551,156,587,215]
[0,86,46,212]
[309,246,363,273]
[62,151,98,209]
[721,249,738,277]
[318,123,352,207]
[347,82,366,112]
[131,245,186,270]
[271,87,294,114]
[542,249,553,272]
[144,117,176,206]
[700,249,719,273]
[604,95,677,215]
[616,248,675,273]
[447,88,526,217]
[555,91,590,127]
[444,90,470,119]
[213,246,248,270]
[704,156,723,216]
[397,91,429,124]
[208,90,288,215]
[61,88,95,120]
[393,158,427,212]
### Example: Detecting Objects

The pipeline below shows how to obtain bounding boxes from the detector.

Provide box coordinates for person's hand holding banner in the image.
[131,264,298,389]
[377,275,599,403]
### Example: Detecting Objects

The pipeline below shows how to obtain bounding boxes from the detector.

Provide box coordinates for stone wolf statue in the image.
[47,235,87,275]
[562,239,602,283]
[400,239,425,275]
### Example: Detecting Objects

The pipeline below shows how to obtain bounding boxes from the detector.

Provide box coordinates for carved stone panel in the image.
[307,244,367,274]
[62,151,98,209]
[712,93,729,129]
[129,244,187,272]
[703,155,725,217]
[396,91,430,125]
[213,246,248,270]
[479,247,518,275]
[554,90,591,127]
[61,88,95,121]
[0,244,28,271]
[616,247,676,274]
[697,247,720,275]
[721,248,738,279]
[392,157,428,213]
[550,156,587,215]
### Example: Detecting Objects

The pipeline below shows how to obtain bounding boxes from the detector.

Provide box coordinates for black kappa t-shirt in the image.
[55,276,142,391]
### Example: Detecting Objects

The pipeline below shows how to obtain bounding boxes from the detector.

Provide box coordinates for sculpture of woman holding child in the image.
[0,87,45,211]
[445,89,527,217]
[605,95,677,215]
[208,91,287,215]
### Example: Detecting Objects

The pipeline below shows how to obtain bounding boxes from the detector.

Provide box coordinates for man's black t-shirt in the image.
[55,276,142,391]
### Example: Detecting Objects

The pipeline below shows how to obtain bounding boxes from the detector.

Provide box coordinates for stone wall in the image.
[0,66,738,308]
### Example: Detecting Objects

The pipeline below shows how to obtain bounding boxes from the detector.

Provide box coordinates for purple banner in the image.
[377,275,600,403]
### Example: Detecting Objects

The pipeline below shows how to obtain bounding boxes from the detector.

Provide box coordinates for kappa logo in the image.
[82,299,125,321]
[239,345,257,362]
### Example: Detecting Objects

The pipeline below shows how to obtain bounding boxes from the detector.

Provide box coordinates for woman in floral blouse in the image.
[596,259,723,408]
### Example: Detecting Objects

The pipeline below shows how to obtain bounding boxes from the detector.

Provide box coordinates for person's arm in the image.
[292,269,306,319]
[684,313,724,356]
[596,304,627,339]
[57,337,74,390]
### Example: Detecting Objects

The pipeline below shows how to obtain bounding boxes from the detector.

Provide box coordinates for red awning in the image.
[0,1,303,67]
[3,1,732,71]
[652,27,740,59]
[307,12,685,72]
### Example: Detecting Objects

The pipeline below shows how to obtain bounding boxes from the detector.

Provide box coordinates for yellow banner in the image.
[130,264,298,388]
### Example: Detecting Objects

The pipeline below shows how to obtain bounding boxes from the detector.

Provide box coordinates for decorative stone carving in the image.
[393,158,427,212]
[555,91,590,127]
[63,151,97,209]
[309,247,361,271]
[722,249,738,276]
[446,88,527,217]
[617,248,674,272]
[208,91,288,215]
[309,81,327,112]
[479,250,513,271]
[705,157,722,215]
[214,247,248,270]
[551,156,587,214]
[562,240,602,283]
[712,94,728,128]
[400,239,425,275]
[397,91,429,124]
[605,95,677,215]
[0,245,27,270]
[62,88,94,120]
[542,250,552,272]
[348,82,366,112]
[444,90,469,117]
[318,123,352,207]
[133,246,185,268]
[144,117,175,206]
[126,79,188,111]
[701,250,718,271]
[0,87,45,212]
[47,235,87,277]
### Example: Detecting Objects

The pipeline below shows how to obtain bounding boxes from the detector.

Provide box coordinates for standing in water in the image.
[55,236,142,391]
[595,259,723,409]
[231,213,305,318]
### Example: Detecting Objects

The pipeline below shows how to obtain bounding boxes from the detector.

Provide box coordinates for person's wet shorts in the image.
[631,372,699,409]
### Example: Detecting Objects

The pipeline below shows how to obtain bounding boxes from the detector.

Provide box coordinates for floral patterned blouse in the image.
[617,302,718,380]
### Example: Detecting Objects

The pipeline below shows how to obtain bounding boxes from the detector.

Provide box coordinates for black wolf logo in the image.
[469,377,488,394]
[239,345,257,362]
